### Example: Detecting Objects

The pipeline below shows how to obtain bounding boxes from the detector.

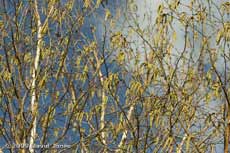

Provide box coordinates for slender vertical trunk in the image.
[29,2,54,152]
[92,44,107,152]
[224,103,230,153]
[29,0,42,152]
[70,84,88,153]
[177,134,187,153]
[97,63,107,151]
[116,105,134,152]
[99,70,107,147]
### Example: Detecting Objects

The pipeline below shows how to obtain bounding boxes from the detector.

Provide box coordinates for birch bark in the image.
[29,0,42,152]
[29,1,54,152]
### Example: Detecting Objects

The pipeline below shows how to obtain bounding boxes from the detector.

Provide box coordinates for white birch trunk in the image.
[176,134,187,153]
[116,105,134,152]
[29,2,54,152]
[92,43,107,151]
[29,0,42,152]
[99,70,107,147]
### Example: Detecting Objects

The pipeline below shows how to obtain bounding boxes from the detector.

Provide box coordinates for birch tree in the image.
[0,0,229,153]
